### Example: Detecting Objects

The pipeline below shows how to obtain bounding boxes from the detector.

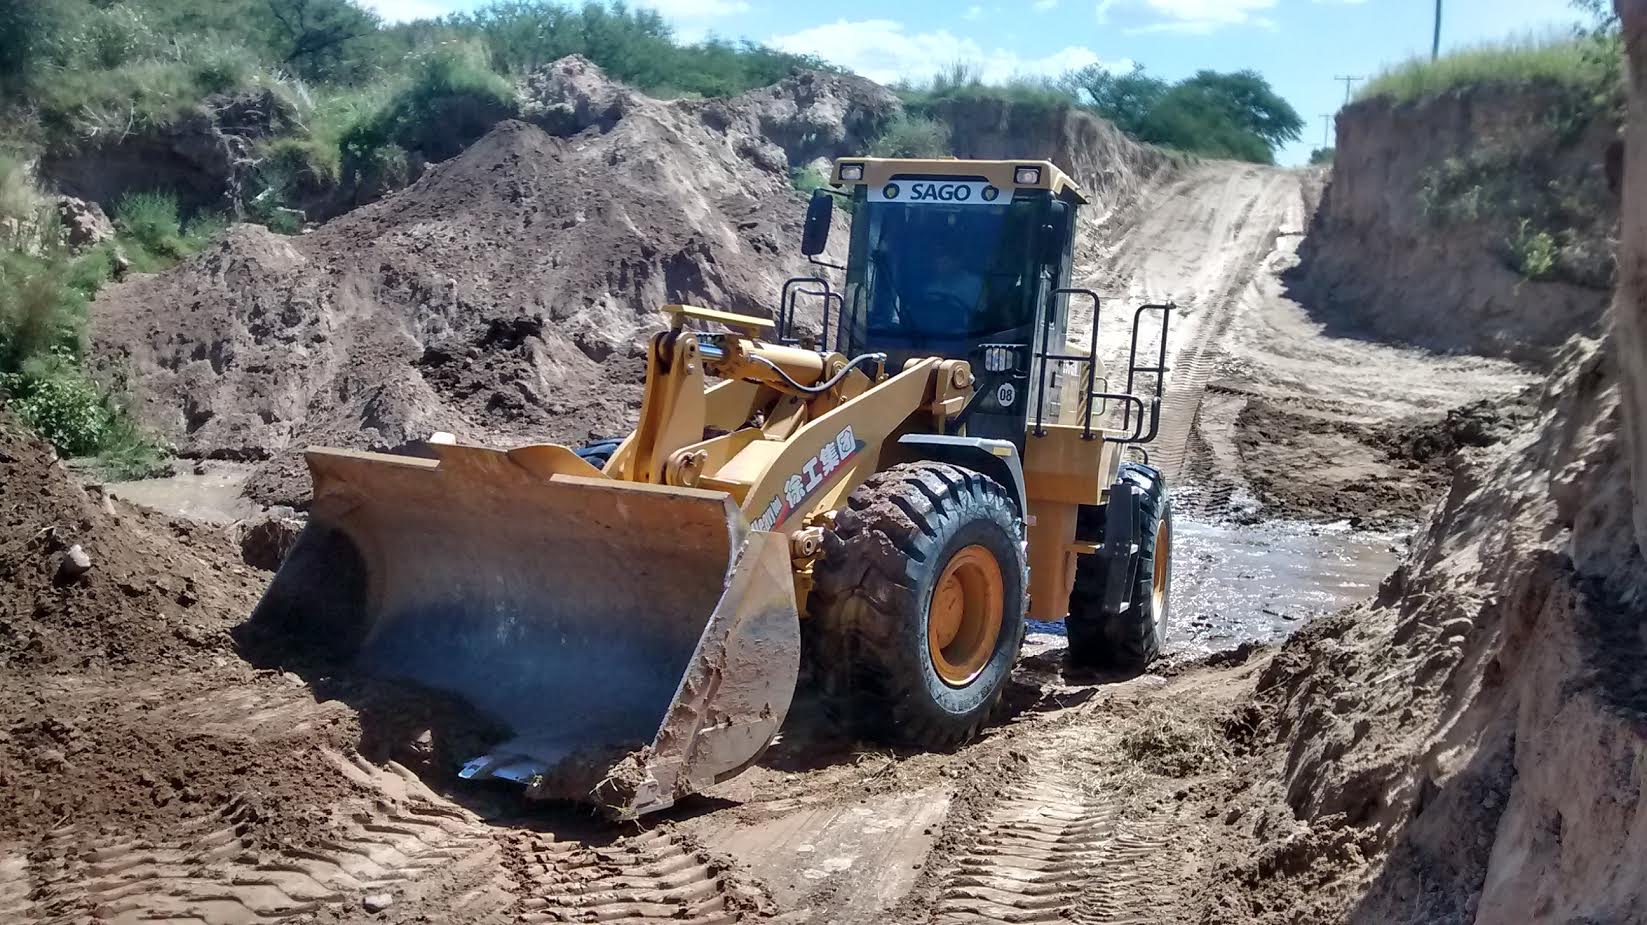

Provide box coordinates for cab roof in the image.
[829,157,1088,205]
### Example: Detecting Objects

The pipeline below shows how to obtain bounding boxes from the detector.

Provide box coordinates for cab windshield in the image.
[838,185,1049,358]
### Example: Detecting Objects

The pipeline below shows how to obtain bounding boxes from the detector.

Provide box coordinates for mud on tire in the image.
[1067,462,1173,672]
[808,462,1027,748]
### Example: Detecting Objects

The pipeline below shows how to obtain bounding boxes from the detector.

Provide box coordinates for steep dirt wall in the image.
[1621,0,1647,561]
[1208,31,1647,922]
[1293,86,1618,364]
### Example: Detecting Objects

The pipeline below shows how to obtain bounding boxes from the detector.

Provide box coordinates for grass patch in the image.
[339,43,518,195]
[1117,713,1227,777]
[0,168,204,475]
[1506,219,1560,281]
[1358,32,1619,105]
[110,191,222,271]
[789,166,829,196]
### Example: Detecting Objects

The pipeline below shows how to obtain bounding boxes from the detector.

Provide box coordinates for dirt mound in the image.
[0,416,522,921]
[0,412,260,672]
[0,412,340,844]
[1225,391,1534,526]
[89,58,887,507]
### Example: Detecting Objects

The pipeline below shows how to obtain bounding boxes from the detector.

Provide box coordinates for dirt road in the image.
[3,161,1536,924]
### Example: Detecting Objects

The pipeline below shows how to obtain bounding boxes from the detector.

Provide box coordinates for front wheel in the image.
[1067,462,1173,672]
[808,462,1028,747]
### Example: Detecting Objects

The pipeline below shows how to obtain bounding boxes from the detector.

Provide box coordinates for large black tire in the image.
[1067,462,1173,672]
[808,462,1028,748]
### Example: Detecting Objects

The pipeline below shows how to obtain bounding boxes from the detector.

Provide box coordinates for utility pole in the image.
[1432,0,1443,60]
[1319,114,1332,149]
[1334,75,1364,106]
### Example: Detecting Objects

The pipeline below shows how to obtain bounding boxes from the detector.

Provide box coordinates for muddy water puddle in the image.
[1028,516,1405,659]
[105,461,259,524]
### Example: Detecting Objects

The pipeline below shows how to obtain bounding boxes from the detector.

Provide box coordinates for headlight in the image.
[1014,166,1042,185]
[983,346,1015,372]
[838,163,865,181]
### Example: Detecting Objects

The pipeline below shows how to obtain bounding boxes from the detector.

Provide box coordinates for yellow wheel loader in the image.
[248,157,1175,818]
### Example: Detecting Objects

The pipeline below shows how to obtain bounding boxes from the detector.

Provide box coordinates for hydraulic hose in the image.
[747,352,888,396]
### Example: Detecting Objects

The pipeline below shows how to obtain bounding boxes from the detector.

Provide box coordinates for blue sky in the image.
[364,0,1592,165]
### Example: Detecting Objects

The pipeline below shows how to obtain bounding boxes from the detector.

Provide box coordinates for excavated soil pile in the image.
[0,415,537,922]
[1230,392,1534,526]
[0,412,350,845]
[89,58,896,508]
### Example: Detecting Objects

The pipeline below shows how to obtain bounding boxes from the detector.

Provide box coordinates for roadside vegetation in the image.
[893,62,1303,165]
[1365,3,1622,286]
[0,1,831,223]
[0,159,226,477]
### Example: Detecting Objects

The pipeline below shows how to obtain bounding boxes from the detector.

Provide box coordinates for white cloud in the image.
[1034,0,1059,9]
[770,19,1108,85]
[359,0,458,23]
[1095,0,1116,22]
[639,0,752,16]
[964,5,985,19]
[1123,0,1277,34]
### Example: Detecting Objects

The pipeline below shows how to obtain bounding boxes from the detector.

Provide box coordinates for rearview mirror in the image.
[801,190,833,256]
[1041,200,1070,262]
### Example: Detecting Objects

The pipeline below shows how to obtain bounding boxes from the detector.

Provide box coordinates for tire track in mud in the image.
[1,754,512,924]
[503,827,753,924]
[927,737,1183,925]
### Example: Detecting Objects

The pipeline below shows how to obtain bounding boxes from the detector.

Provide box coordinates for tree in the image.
[259,0,381,82]
[1058,64,1167,137]
[1172,70,1304,152]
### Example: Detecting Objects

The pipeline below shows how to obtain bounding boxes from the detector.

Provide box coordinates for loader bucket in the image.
[247,443,800,818]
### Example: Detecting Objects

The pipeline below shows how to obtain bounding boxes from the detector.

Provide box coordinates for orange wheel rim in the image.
[927,545,1005,687]
[1152,520,1171,617]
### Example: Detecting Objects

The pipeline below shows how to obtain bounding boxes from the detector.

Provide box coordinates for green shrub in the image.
[2,355,111,456]
[0,0,73,96]
[870,115,952,158]
[0,252,87,371]
[1507,219,1559,280]
[114,191,186,261]
[340,43,517,194]
[790,166,828,196]
[453,3,828,98]
[56,3,167,70]
[92,412,168,479]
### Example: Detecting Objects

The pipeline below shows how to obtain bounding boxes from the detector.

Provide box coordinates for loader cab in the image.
[805,158,1087,449]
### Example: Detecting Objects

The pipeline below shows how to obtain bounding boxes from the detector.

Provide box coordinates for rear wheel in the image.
[809,462,1027,747]
[1067,462,1173,672]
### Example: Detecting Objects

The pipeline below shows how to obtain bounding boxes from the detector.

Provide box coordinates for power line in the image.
[1334,75,1364,106]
